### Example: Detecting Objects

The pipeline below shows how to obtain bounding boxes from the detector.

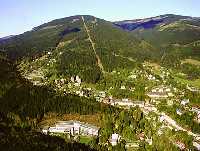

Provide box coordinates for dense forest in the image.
[0,56,113,120]
[0,113,97,151]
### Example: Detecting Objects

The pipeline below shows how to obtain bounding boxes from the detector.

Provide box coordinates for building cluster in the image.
[187,84,200,92]
[54,78,67,88]
[42,120,99,136]
[95,91,106,102]
[71,75,82,86]
[75,88,93,97]
[103,97,145,108]
[147,85,173,99]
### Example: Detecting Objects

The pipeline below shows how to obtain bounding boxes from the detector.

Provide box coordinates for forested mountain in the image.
[0,15,157,83]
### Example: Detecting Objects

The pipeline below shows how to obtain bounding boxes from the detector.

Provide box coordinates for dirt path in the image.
[81,16,105,74]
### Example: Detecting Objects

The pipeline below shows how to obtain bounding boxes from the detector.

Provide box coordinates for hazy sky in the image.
[1,0,200,37]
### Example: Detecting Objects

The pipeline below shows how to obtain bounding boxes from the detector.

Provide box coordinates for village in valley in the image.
[18,52,200,150]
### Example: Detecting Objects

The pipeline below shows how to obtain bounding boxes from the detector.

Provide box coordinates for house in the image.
[138,132,145,141]
[176,141,186,150]
[191,107,200,113]
[71,76,75,82]
[193,142,200,150]
[148,74,156,80]
[75,76,81,84]
[146,138,152,145]
[60,78,66,85]
[42,126,49,135]
[181,99,189,106]
[159,115,165,122]
[176,109,183,116]
[110,133,121,146]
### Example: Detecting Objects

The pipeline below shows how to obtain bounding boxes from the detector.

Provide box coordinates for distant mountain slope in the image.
[115,14,200,46]
[114,14,190,30]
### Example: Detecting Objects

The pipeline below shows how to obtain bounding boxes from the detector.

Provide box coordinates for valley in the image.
[0,14,200,150]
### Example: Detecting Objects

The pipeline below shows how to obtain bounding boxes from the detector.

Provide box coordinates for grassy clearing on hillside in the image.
[143,61,161,74]
[181,58,200,66]
[174,76,200,88]
[39,113,101,128]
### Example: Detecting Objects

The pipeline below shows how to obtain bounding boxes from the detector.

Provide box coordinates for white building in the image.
[181,99,189,106]
[43,121,99,136]
[75,75,81,84]
[110,133,121,146]
[71,76,75,82]
[176,109,183,116]
[120,86,126,90]
[159,115,165,122]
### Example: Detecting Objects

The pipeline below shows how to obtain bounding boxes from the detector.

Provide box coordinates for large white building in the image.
[42,120,99,136]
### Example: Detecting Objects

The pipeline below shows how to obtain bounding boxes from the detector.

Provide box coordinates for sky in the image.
[1,0,200,37]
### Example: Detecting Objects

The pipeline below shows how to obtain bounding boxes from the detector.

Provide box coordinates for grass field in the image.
[79,136,94,144]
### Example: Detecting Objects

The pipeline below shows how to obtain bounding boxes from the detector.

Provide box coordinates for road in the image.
[141,103,200,137]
